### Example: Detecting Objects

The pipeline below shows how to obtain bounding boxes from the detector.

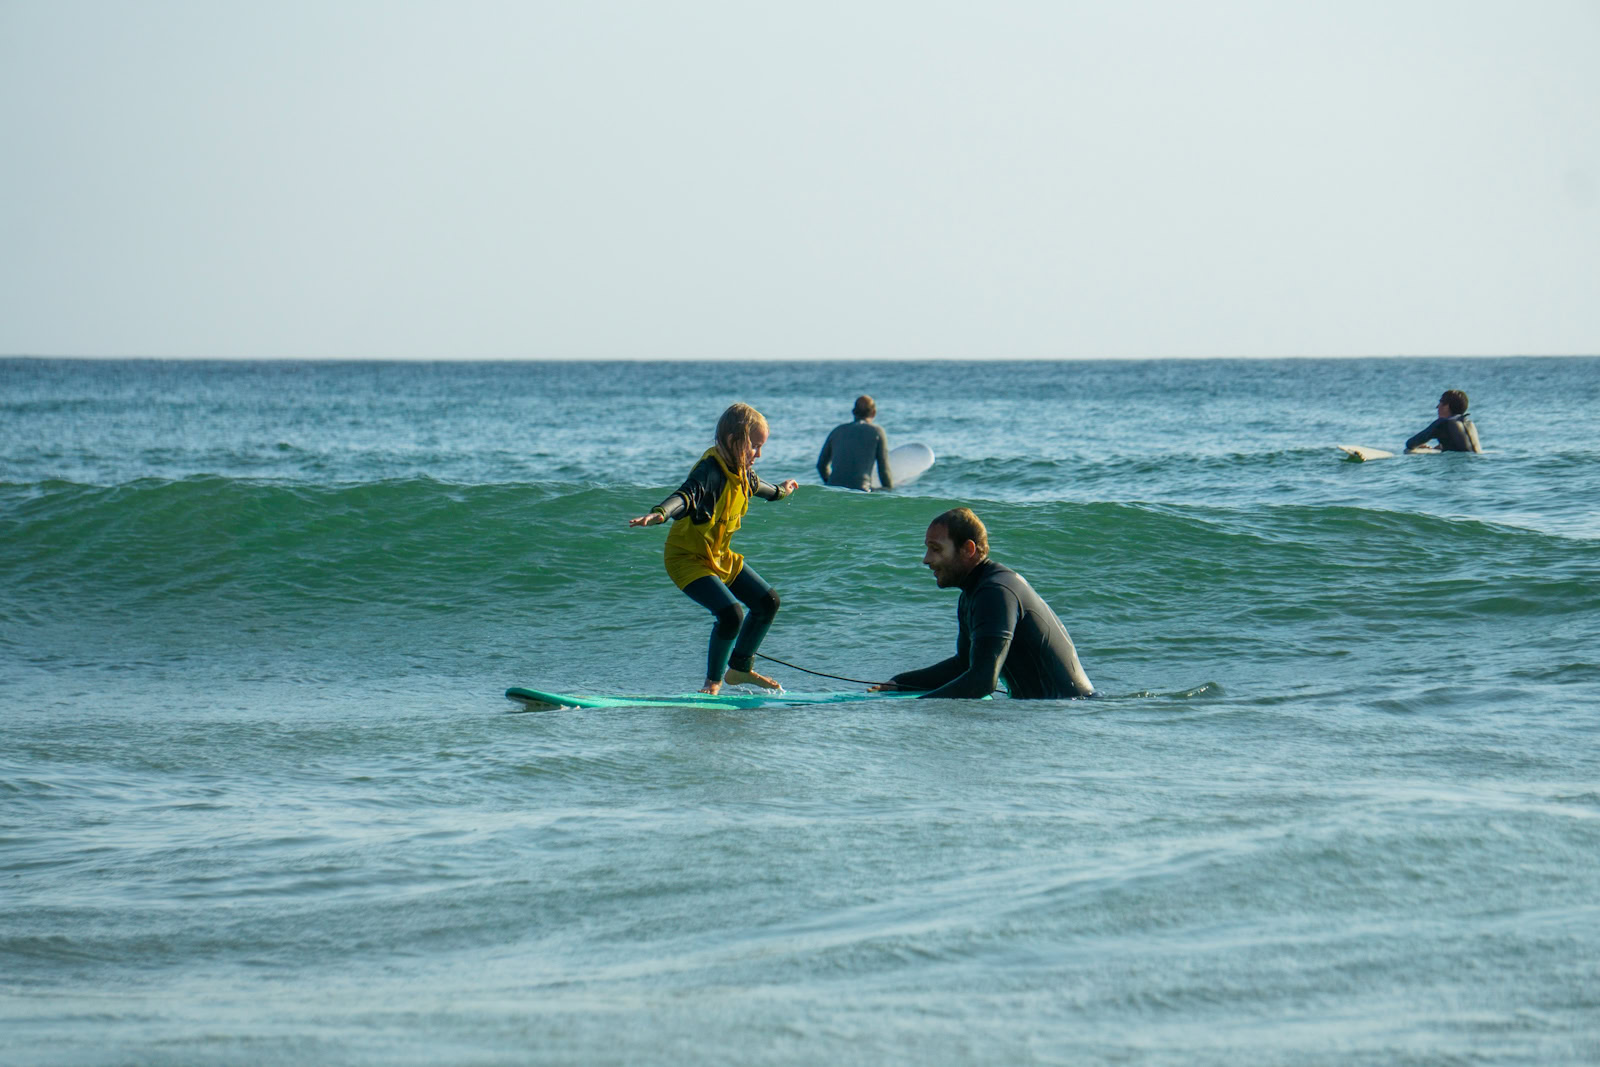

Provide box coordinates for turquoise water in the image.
[3,357,1599,1064]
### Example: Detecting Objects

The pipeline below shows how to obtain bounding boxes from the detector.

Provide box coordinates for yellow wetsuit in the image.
[650,448,790,682]
[661,449,752,590]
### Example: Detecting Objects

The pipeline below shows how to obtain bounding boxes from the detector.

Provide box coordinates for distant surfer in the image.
[1405,389,1482,453]
[869,508,1095,699]
[816,395,893,491]
[629,403,800,695]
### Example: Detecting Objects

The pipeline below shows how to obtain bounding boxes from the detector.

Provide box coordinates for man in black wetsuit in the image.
[1405,389,1482,453]
[816,395,893,491]
[870,508,1095,699]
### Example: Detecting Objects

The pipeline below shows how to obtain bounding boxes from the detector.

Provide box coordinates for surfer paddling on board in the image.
[629,404,800,695]
[1405,389,1482,453]
[869,508,1095,699]
[817,395,893,491]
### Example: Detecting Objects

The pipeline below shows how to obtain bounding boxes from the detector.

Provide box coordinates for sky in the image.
[1,0,1597,360]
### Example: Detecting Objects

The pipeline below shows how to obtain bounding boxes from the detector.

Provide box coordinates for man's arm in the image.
[916,636,1012,698]
[886,655,965,692]
[915,585,1019,699]
[875,427,893,490]
[1405,418,1444,452]
[816,432,834,482]
[877,605,971,691]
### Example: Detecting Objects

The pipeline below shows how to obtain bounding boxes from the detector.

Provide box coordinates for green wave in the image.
[4,477,1593,628]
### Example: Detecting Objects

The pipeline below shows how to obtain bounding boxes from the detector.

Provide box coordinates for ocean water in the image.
[3,356,1599,1065]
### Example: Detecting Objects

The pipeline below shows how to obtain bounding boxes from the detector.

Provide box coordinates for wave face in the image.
[6,473,1597,694]
[4,356,1600,1063]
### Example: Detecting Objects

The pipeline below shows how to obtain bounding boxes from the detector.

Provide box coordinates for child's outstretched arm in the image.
[753,477,799,501]
[628,493,687,527]
[632,459,726,526]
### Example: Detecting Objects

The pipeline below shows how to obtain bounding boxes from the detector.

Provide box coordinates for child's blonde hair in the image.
[714,403,768,480]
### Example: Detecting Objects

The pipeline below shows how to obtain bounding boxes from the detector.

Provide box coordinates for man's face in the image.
[1437,396,1451,418]
[923,524,974,588]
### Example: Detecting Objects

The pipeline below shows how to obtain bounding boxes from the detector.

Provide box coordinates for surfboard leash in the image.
[753,652,891,688]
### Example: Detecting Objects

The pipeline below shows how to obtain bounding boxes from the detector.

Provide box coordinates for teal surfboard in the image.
[505,686,922,711]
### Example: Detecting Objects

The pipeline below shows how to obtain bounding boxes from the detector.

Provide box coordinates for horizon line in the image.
[3,352,1596,363]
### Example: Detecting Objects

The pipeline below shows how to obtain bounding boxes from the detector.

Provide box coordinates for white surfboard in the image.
[872,442,935,488]
[1338,444,1450,461]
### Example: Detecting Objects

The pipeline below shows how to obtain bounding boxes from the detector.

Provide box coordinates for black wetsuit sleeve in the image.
[916,584,1019,699]
[889,655,966,692]
[816,432,834,482]
[876,428,893,490]
[752,475,785,501]
[1406,419,1445,452]
[917,637,1010,698]
[654,458,725,522]
[889,601,971,690]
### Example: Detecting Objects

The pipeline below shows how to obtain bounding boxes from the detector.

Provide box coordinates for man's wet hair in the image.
[1440,389,1469,415]
[931,507,988,558]
[853,395,876,419]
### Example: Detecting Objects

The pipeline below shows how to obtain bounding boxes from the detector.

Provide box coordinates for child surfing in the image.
[629,403,800,695]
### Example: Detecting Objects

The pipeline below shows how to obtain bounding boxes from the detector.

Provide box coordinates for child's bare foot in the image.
[699,679,722,695]
[724,668,781,689]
